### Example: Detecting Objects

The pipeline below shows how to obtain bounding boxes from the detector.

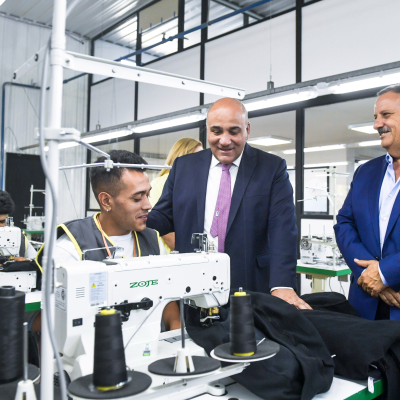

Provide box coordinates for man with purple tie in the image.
[148,98,310,309]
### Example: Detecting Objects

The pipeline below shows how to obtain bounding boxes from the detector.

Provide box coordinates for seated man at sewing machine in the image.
[0,190,37,262]
[37,150,180,331]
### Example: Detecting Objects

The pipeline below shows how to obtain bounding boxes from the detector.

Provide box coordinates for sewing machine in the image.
[0,225,37,292]
[54,252,230,382]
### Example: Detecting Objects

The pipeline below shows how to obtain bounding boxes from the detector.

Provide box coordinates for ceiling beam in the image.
[212,0,264,21]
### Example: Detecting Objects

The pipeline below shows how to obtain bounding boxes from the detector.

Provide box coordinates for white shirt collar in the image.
[210,150,244,169]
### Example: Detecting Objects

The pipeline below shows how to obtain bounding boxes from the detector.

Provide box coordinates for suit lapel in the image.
[384,176,400,245]
[197,149,212,232]
[368,157,387,249]
[226,144,257,235]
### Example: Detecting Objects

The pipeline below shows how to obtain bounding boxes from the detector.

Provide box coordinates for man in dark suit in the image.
[335,84,400,321]
[147,98,310,309]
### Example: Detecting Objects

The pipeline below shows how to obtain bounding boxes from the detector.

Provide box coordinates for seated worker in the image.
[36,150,180,331]
[0,190,37,261]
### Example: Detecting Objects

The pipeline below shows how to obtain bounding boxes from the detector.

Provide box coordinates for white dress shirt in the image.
[203,152,292,292]
[378,153,400,286]
[54,232,166,263]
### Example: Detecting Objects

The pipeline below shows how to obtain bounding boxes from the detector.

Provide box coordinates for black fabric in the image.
[300,292,400,400]
[301,292,359,316]
[186,290,334,400]
[376,298,391,320]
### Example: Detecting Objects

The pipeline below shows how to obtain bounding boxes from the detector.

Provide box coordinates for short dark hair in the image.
[377,84,400,97]
[0,190,15,215]
[90,150,148,204]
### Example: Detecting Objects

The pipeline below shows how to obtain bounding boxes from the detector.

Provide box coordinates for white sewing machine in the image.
[54,252,230,382]
[0,225,37,292]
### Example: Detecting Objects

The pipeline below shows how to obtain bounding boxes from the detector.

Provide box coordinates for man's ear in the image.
[98,192,113,211]
[246,121,250,140]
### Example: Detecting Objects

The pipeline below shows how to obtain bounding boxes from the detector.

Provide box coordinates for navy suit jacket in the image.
[147,144,298,293]
[335,155,400,321]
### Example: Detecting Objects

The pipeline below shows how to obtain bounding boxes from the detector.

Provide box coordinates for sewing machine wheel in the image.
[300,238,312,250]
[67,371,151,399]
[211,341,280,363]
[148,356,221,377]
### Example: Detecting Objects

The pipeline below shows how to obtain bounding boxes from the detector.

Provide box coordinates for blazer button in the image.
[374,256,379,261]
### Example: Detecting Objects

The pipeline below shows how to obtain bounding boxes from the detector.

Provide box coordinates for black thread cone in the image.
[93,311,128,388]
[230,293,257,356]
[0,286,25,383]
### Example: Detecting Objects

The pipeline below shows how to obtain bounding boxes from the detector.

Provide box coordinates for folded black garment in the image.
[186,289,334,400]
[301,292,400,400]
[0,260,42,289]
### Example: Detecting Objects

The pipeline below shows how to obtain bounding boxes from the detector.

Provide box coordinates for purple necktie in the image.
[210,163,232,253]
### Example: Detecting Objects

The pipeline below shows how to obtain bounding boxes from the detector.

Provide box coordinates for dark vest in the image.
[36,214,160,268]
[19,231,27,257]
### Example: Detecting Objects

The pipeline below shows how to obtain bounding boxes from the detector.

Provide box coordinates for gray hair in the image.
[206,98,248,127]
[377,83,400,97]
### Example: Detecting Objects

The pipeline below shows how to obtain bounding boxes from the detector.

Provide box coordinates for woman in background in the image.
[149,137,203,253]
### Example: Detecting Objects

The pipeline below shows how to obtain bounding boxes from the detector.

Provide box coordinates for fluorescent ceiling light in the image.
[283,144,346,154]
[348,122,376,134]
[245,87,318,112]
[357,160,369,164]
[82,129,132,144]
[305,161,348,168]
[247,135,292,147]
[329,69,400,94]
[359,140,382,147]
[120,59,136,66]
[133,113,206,133]
[44,129,132,151]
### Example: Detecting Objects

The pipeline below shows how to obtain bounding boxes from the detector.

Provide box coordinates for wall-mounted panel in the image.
[204,11,296,104]
[90,79,136,131]
[302,0,400,81]
[138,47,200,119]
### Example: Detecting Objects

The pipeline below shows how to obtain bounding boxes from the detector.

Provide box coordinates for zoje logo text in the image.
[130,280,158,288]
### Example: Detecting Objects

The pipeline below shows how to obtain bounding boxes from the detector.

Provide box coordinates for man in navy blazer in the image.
[147,98,311,309]
[335,85,400,321]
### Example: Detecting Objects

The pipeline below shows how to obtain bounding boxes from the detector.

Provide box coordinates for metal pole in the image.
[41,1,66,399]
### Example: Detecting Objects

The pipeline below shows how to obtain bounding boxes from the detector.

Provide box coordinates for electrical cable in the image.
[38,3,83,400]
[59,158,79,219]
[39,39,67,400]
[4,127,23,154]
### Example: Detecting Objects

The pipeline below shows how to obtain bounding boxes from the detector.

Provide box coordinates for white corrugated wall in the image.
[0,15,89,223]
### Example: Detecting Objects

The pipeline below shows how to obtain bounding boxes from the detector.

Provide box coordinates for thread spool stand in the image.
[211,288,280,363]
[0,286,40,400]
[148,298,221,378]
[68,309,152,399]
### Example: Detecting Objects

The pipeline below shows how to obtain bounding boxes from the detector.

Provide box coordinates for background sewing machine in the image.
[54,251,231,386]
[0,224,37,292]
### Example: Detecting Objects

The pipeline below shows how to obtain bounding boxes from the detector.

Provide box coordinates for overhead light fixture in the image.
[245,87,318,112]
[82,129,132,143]
[247,135,292,147]
[283,144,346,154]
[329,68,400,94]
[133,113,206,133]
[359,140,382,147]
[348,122,376,134]
[305,161,348,168]
[120,59,136,66]
[44,129,132,151]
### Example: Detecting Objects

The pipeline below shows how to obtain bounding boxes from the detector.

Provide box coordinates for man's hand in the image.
[355,259,386,297]
[379,287,400,308]
[271,289,312,310]
[14,257,29,262]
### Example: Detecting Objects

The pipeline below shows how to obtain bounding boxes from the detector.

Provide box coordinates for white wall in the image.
[204,11,296,103]
[90,79,136,130]
[138,47,201,119]
[302,0,400,81]
[0,15,89,223]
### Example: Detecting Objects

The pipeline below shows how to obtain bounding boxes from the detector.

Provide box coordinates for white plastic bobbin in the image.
[207,381,226,396]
